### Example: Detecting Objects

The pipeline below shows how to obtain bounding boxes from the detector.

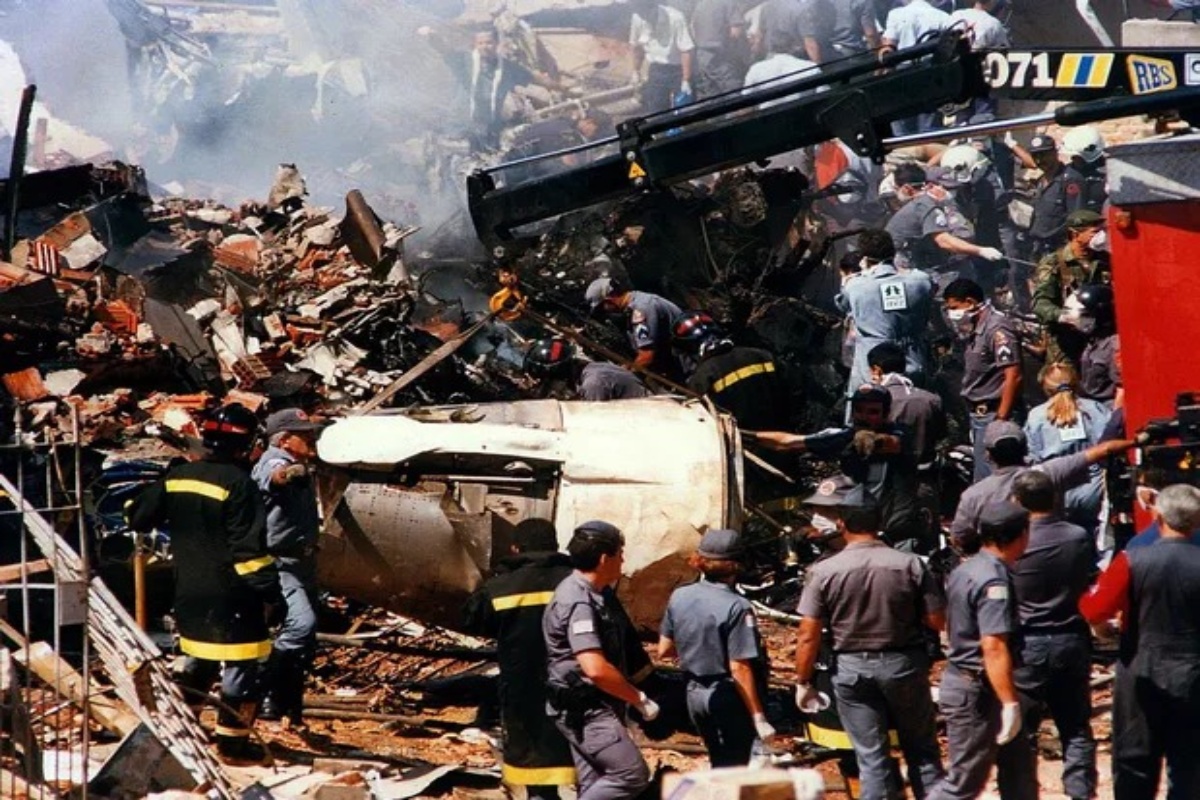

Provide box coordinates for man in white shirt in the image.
[630,0,697,113]
[948,0,1009,119]
[880,0,950,135]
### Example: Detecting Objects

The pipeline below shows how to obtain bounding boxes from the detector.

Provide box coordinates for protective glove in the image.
[279,463,310,484]
[852,429,879,458]
[996,701,1022,745]
[794,682,829,714]
[635,691,660,722]
[753,712,776,742]
[978,246,1005,262]
[680,80,692,95]
[1003,130,1018,149]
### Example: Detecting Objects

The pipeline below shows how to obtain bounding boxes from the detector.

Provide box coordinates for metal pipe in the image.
[881,110,1057,149]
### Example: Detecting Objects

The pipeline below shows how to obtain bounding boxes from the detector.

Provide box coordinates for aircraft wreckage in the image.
[315,397,744,631]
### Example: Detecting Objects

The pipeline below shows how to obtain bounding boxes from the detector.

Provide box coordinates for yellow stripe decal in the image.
[234,555,275,576]
[502,763,577,786]
[180,637,272,662]
[165,479,230,502]
[712,362,775,394]
[491,591,555,611]
[806,722,899,750]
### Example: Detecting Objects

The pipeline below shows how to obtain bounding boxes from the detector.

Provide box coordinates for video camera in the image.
[1136,392,1200,479]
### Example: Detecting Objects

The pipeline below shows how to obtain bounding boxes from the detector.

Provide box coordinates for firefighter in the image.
[127,403,283,764]
[1032,208,1112,368]
[1025,133,1070,258]
[657,528,774,767]
[926,501,1032,800]
[794,480,946,799]
[1081,484,1200,800]
[523,338,649,402]
[942,277,1022,482]
[252,408,326,729]
[672,311,789,431]
[835,227,935,396]
[585,276,683,377]
[1075,283,1121,407]
[542,520,657,800]
[463,518,575,800]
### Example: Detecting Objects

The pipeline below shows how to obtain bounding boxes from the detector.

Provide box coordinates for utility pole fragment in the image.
[2,84,37,262]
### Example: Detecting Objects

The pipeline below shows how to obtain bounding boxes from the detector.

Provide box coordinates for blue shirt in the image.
[1125,521,1200,549]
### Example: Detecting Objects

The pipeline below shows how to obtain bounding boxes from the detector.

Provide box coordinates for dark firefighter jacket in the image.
[463,551,575,786]
[688,345,789,431]
[127,458,281,662]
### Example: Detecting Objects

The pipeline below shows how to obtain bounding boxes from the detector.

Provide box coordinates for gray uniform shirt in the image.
[881,374,943,466]
[950,453,1090,547]
[660,579,762,677]
[945,549,1018,672]
[961,305,1021,403]
[1011,516,1096,634]
[627,291,683,357]
[1080,333,1120,403]
[797,540,945,652]
[578,362,650,402]
[885,193,974,271]
[836,263,934,392]
[251,445,321,566]
[543,571,619,690]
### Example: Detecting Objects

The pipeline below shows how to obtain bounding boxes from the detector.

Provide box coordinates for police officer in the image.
[1081,484,1200,800]
[252,408,326,729]
[836,228,935,395]
[1007,471,1098,800]
[795,481,946,800]
[1075,283,1121,407]
[586,276,684,377]
[1025,133,1069,258]
[1032,208,1112,368]
[937,145,1007,294]
[949,420,1133,554]
[658,528,773,767]
[926,501,1032,800]
[672,311,789,431]
[885,163,1005,277]
[542,521,656,800]
[524,338,650,402]
[127,404,283,764]
[464,519,575,800]
[942,277,1022,482]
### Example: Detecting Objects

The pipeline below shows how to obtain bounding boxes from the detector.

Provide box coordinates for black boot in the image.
[257,651,285,722]
[215,697,268,765]
[260,650,307,726]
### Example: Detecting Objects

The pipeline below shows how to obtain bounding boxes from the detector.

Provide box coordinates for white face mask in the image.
[1089,229,1109,253]
[811,513,840,537]
[946,308,968,322]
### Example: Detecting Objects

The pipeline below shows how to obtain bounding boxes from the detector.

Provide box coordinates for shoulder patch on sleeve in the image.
[572,619,595,635]
[986,584,1009,601]
[745,614,757,628]
[630,309,646,324]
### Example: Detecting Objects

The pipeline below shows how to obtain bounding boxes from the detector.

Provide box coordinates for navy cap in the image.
[1027,134,1056,153]
[697,528,743,560]
[571,520,623,547]
[264,408,324,438]
[983,420,1026,450]
[978,501,1030,542]
[803,475,868,508]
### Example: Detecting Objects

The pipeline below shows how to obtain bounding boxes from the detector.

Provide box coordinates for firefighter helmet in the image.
[671,311,721,352]
[1061,126,1106,163]
[940,144,990,186]
[201,403,259,454]
[1076,283,1115,317]
[524,338,576,378]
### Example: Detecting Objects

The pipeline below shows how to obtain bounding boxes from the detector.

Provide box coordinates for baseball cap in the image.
[803,475,869,508]
[978,500,1030,541]
[983,420,1026,450]
[571,519,624,547]
[1065,209,1104,229]
[697,528,743,560]
[1027,134,1056,153]
[264,408,324,439]
[585,277,616,310]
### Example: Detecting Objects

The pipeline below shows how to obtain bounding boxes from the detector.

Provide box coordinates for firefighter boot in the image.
[258,650,284,722]
[215,696,269,765]
[260,649,308,726]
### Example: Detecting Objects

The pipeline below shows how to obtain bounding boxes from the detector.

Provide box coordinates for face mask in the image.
[946,305,981,337]
[810,513,839,537]
[1089,229,1109,253]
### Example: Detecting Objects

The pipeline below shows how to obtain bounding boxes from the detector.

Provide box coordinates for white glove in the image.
[680,80,692,95]
[1003,130,1018,149]
[753,712,776,742]
[635,691,660,721]
[978,246,1005,262]
[1058,309,1083,328]
[996,701,1021,745]
[794,683,829,714]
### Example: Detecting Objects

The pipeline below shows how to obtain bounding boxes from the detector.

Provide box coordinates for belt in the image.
[837,647,925,659]
[686,673,732,686]
[948,663,987,682]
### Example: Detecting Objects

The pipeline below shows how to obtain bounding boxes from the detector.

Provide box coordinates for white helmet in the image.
[940,144,991,186]
[1061,126,1106,163]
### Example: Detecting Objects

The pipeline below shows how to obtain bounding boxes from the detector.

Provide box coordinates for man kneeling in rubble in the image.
[127,404,283,764]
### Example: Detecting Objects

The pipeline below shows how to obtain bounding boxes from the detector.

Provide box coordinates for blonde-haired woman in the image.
[1024,363,1112,533]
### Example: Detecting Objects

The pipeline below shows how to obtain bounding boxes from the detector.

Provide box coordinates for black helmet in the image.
[524,338,576,378]
[671,311,721,352]
[1076,283,1114,316]
[201,403,258,454]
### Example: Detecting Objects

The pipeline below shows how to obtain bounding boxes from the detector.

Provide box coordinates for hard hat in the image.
[524,338,576,378]
[201,403,258,454]
[670,310,721,352]
[585,276,621,310]
[1061,126,1105,163]
[940,144,991,186]
[1076,283,1115,316]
